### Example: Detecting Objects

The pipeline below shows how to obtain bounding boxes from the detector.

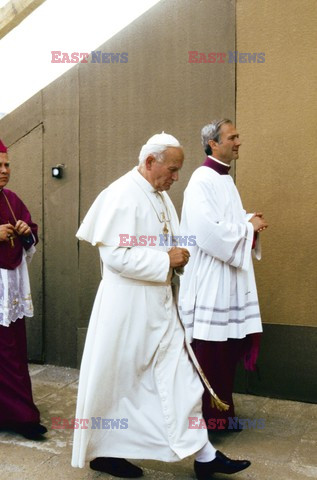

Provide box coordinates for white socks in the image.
[195,441,217,463]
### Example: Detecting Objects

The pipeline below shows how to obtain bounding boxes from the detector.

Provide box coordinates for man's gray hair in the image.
[201,119,232,155]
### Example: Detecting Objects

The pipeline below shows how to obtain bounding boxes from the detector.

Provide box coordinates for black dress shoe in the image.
[14,423,47,440]
[90,457,143,478]
[194,450,251,479]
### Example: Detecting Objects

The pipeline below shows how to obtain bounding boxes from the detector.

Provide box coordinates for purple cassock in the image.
[0,188,38,268]
[0,188,40,427]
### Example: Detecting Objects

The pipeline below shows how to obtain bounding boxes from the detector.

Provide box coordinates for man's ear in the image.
[208,139,217,151]
[145,155,155,170]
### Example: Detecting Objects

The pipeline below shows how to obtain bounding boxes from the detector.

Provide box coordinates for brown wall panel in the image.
[0,92,42,146]
[78,0,236,216]
[42,68,80,367]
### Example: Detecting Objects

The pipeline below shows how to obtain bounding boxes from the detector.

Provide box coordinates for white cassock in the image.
[179,165,263,343]
[72,167,207,468]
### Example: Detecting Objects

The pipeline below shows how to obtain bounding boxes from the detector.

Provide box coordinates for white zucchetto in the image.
[145,132,180,147]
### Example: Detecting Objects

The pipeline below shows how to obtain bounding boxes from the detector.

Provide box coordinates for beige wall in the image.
[236,0,317,328]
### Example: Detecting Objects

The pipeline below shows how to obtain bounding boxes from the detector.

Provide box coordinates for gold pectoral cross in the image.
[162,212,169,235]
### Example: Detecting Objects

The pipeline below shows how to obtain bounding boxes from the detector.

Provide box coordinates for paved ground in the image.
[0,364,316,480]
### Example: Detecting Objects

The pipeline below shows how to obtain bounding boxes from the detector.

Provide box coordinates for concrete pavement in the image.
[0,364,316,480]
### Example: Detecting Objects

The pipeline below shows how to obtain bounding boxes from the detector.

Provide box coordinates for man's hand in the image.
[249,213,268,233]
[168,247,190,268]
[0,223,15,241]
[15,220,32,236]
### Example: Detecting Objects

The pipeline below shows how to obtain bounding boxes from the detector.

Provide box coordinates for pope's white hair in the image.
[138,132,182,165]
[138,144,169,165]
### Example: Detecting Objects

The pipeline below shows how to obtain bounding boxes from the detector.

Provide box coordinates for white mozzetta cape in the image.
[72,167,207,468]
[179,166,262,342]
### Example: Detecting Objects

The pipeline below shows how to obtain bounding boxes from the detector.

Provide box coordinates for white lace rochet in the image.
[0,246,35,327]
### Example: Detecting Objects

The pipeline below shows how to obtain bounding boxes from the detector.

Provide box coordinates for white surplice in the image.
[72,167,207,468]
[179,166,262,343]
[0,247,35,327]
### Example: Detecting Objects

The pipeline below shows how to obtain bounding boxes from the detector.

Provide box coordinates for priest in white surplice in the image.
[179,119,268,431]
[71,132,251,479]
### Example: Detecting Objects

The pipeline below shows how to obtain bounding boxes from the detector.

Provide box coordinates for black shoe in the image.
[194,450,251,479]
[14,423,47,440]
[90,457,143,478]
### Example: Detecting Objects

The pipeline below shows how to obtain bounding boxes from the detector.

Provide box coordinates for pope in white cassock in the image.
[71,132,251,479]
[179,119,268,431]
